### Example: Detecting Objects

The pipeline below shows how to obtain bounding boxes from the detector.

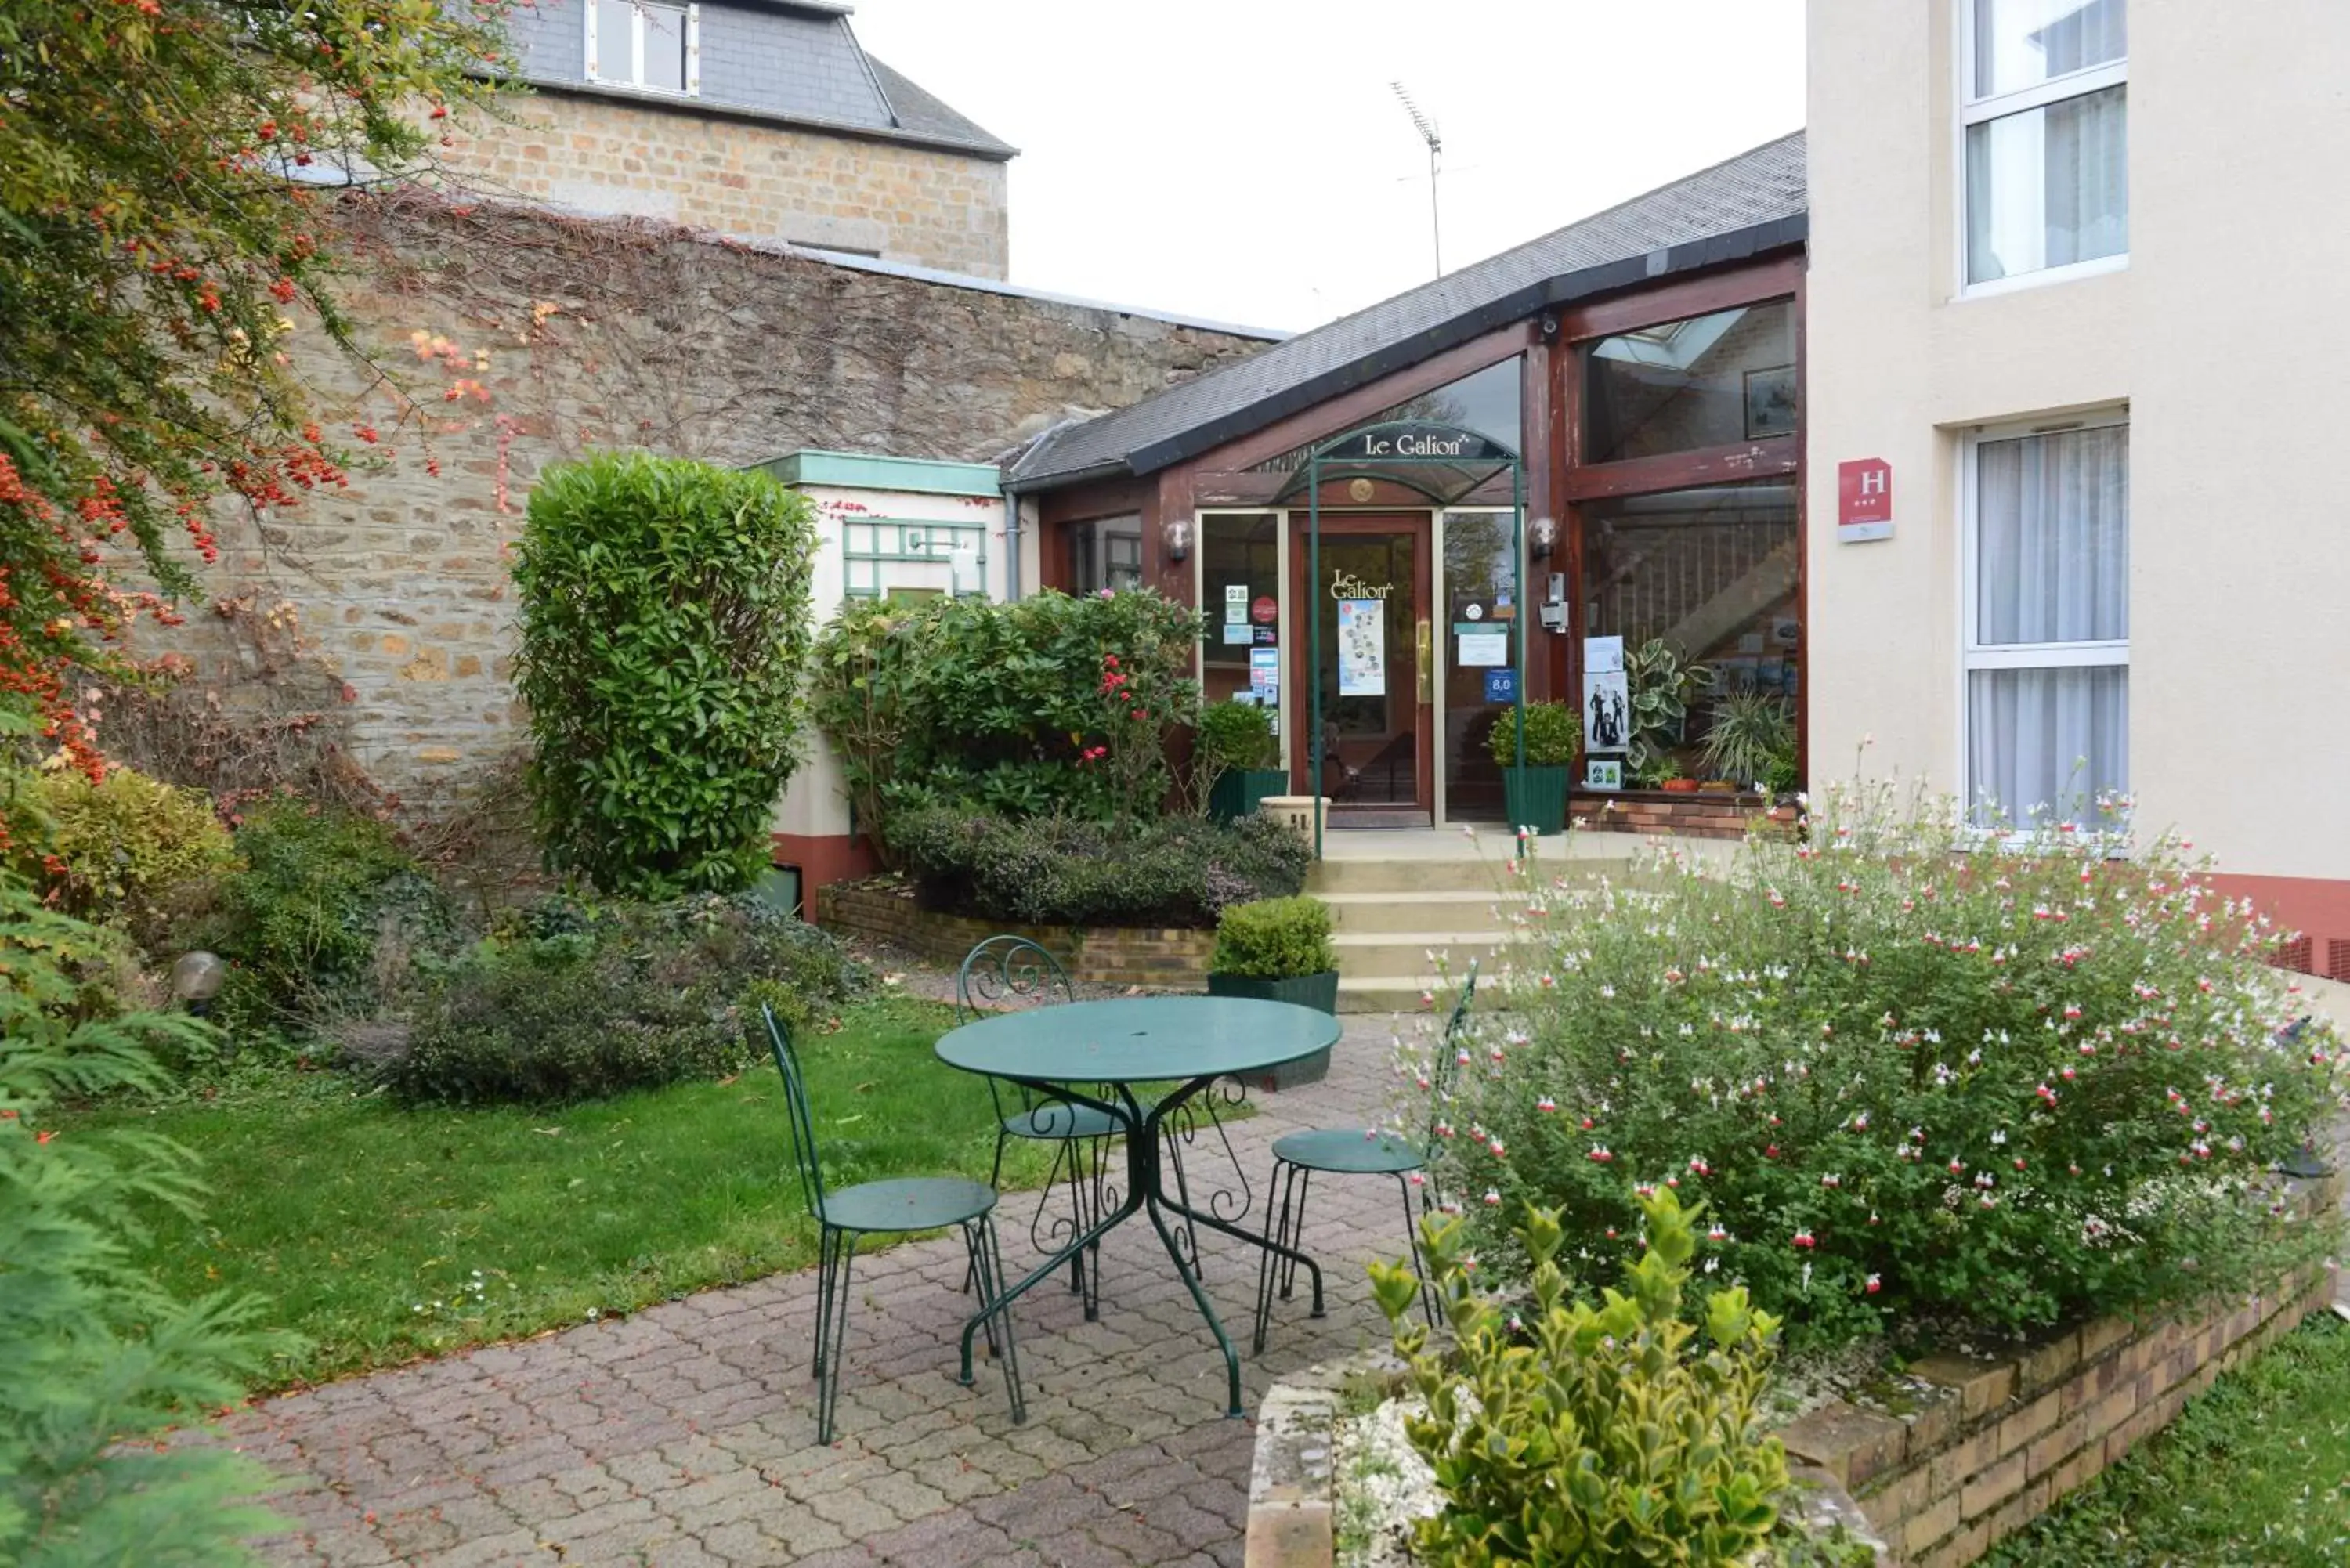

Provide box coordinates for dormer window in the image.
[588,0,699,96]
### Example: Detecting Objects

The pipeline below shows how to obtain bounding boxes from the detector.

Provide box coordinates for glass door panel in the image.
[1441,511,1518,821]
[1293,519,1430,819]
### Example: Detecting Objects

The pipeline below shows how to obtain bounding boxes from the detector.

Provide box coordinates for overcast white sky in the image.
[850,0,1806,333]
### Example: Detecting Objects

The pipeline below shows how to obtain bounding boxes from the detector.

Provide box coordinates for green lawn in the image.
[1984,1313,2350,1568]
[77,998,1058,1389]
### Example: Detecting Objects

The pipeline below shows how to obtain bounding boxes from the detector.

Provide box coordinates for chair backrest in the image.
[761,1005,826,1221]
[955,935,1074,1024]
[1421,957,1481,1151]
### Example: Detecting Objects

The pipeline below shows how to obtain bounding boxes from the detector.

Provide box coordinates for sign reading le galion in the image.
[1838,457,1893,543]
[1319,422,1510,464]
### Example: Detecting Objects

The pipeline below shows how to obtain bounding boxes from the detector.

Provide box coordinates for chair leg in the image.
[960,1220,1003,1360]
[1278,1165,1314,1300]
[812,1227,838,1378]
[1252,1157,1298,1356]
[964,1128,1011,1297]
[1398,1173,1437,1329]
[971,1213,1026,1425]
[815,1228,859,1445]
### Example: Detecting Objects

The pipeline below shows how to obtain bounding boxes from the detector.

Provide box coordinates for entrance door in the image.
[1290,515,1432,824]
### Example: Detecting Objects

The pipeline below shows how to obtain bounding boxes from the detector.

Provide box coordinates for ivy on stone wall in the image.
[513,453,817,897]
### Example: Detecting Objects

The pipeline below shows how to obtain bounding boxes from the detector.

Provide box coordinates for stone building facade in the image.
[442,0,1015,276]
[186,197,1274,814]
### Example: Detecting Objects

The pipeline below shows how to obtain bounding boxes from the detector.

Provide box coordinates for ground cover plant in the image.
[388,891,867,1104]
[891,806,1309,927]
[67,997,1048,1389]
[1426,779,2341,1347]
[1982,1315,2350,1568]
[514,453,819,897]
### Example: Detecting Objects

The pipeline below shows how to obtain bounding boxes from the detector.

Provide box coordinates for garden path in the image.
[228,1015,1422,1568]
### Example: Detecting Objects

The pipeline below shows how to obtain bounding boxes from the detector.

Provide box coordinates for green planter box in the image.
[1208,768,1289,824]
[1500,764,1571,836]
[1206,970,1339,1090]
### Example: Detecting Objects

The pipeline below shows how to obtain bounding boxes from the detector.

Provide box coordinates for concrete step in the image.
[1333,930,1513,980]
[1307,858,1513,896]
[1337,974,1455,1015]
[1321,889,1526,934]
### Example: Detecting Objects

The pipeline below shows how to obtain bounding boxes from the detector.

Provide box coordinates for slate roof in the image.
[864,56,1016,160]
[1007,130,1807,490]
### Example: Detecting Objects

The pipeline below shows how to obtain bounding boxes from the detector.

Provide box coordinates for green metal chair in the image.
[1250,959,1479,1353]
[956,936,1119,1317]
[761,1005,1023,1443]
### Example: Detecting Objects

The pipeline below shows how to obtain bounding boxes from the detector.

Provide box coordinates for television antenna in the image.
[1390,81,1443,278]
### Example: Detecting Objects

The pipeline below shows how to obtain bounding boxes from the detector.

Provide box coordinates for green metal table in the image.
[935,995,1342,1418]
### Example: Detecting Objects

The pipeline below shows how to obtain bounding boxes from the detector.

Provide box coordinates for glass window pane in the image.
[641,2,688,91]
[593,0,635,81]
[1965,85,2127,284]
[1967,665,2128,825]
[1314,534,1418,806]
[1582,480,1799,779]
[1441,511,1519,821]
[1200,513,1279,703]
[1973,0,2126,100]
[1974,425,2128,645]
[1580,300,1796,464]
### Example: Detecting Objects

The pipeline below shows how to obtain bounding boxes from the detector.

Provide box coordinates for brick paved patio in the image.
[224,1017,1421,1567]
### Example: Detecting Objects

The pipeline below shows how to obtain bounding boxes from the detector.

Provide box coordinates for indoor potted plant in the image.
[1487,699,1581,836]
[1206,894,1340,1089]
[1198,698,1286,824]
[1697,690,1795,797]
[1625,638,1712,790]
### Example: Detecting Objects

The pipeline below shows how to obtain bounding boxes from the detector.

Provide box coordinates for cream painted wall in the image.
[769,482,1007,840]
[1806,0,2350,883]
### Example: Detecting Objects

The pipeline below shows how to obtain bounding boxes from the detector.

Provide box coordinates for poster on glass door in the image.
[1582,634,1629,753]
[1336,600,1386,697]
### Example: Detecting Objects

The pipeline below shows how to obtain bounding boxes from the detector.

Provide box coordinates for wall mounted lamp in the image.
[1528,515,1558,559]
[1162,515,1193,563]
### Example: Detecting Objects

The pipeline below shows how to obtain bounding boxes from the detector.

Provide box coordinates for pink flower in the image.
[1483,1187,1502,1207]
[1792,1230,1816,1250]
[1587,1146,1614,1163]
[1535,1095,1557,1113]
[1865,1273,1882,1295]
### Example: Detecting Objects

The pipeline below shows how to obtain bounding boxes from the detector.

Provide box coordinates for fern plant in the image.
[1370,1188,1788,1568]
[0,868,291,1566]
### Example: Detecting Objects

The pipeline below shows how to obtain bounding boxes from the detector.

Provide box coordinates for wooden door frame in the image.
[1287,511,1434,820]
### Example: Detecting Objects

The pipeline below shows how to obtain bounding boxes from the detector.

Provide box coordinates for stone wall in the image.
[820,878,1213,990]
[1781,1206,2341,1565]
[440,90,1011,277]
[185,195,1270,815]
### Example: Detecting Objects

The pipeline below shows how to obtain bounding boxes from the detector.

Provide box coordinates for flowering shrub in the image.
[1369,1190,1791,1567]
[10,762,235,940]
[806,588,1201,851]
[891,807,1307,929]
[1424,782,2341,1346]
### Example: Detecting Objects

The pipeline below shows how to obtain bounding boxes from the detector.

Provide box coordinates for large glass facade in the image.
[1582,300,1796,464]
[1582,481,1799,780]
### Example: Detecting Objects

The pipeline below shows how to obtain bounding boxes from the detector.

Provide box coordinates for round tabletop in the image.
[935,996,1342,1086]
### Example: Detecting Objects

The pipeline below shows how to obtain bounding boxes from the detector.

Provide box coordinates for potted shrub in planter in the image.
[1487,700,1580,836]
[1198,698,1286,824]
[1206,894,1339,1089]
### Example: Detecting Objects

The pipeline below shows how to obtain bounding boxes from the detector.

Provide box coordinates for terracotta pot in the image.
[1661,778,1701,794]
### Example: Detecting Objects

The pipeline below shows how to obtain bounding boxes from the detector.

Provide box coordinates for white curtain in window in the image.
[1966,85,2128,282]
[1975,424,2128,645]
[1968,667,2128,824]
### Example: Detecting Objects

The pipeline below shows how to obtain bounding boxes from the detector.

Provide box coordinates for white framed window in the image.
[1961,413,2128,829]
[587,0,699,96]
[1958,0,2126,294]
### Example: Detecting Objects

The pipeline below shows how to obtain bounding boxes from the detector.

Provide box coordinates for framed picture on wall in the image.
[1744,365,1798,440]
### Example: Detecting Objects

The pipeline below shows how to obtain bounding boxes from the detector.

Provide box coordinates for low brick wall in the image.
[1783,1246,2341,1565]
[1575,790,1788,840]
[821,877,1213,989]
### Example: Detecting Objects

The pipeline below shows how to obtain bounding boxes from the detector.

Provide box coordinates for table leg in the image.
[957,1088,1142,1393]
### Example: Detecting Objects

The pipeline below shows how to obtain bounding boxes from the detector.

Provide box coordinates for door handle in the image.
[1415,619,1433,704]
